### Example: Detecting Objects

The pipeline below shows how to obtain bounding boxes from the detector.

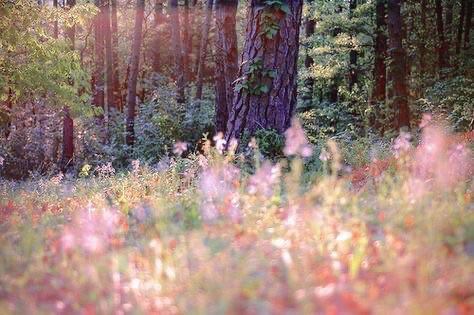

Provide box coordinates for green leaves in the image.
[234,58,276,96]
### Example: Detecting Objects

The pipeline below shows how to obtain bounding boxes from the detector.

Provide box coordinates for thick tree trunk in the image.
[110,0,122,111]
[169,0,186,105]
[445,0,454,63]
[195,0,214,100]
[125,0,145,146]
[93,0,105,114]
[465,0,473,49]
[372,0,387,103]
[349,0,358,91]
[103,0,115,113]
[387,0,410,130]
[302,0,315,108]
[456,0,466,55]
[225,0,303,142]
[151,0,165,76]
[435,0,449,72]
[214,0,239,134]
[62,0,76,171]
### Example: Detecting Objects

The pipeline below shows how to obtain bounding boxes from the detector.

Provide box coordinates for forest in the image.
[0,0,473,313]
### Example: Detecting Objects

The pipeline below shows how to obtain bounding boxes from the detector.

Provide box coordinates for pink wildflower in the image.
[173,142,188,156]
[247,161,281,197]
[284,119,313,157]
[319,148,331,162]
[393,132,411,158]
[419,113,432,129]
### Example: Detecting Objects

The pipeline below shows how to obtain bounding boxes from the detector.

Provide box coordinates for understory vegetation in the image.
[1,121,473,314]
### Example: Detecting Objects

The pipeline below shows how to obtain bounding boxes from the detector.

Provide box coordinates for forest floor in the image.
[0,125,474,314]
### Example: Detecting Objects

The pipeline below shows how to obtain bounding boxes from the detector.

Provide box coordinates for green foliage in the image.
[0,0,97,117]
[234,58,276,96]
[254,128,285,159]
[417,76,474,132]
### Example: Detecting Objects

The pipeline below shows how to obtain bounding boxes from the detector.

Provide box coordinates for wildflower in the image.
[199,164,241,223]
[0,156,4,167]
[50,172,64,185]
[213,132,227,154]
[95,162,116,177]
[393,131,411,158]
[319,148,331,162]
[284,119,313,157]
[247,162,281,197]
[173,142,188,156]
[131,159,140,173]
[419,113,432,128]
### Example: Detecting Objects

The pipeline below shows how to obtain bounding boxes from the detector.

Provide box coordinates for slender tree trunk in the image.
[302,0,315,108]
[349,0,358,91]
[188,0,198,80]
[456,0,466,55]
[225,0,303,142]
[387,0,410,130]
[195,0,214,100]
[183,0,191,82]
[465,0,473,49]
[151,0,165,76]
[420,0,428,78]
[373,0,387,103]
[169,0,186,105]
[214,0,238,133]
[53,0,58,38]
[94,0,105,115]
[103,0,115,114]
[445,0,454,64]
[126,0,145,147]
[111,0,122,111]
[62,0,76,171]
[435,0,449,72]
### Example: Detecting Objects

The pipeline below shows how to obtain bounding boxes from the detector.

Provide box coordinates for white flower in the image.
[213,132,227,154]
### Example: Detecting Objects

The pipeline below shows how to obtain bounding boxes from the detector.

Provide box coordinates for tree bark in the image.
[387,0,410,130]
[111,0,122,111]
[372,0,387,103]
[93,0,105,114]
[183,0,191,82]
[103,0,115,113]
[465,0,473,49]
[62,0,76,171]
[214,0,238,134]
[169,0,186,105]
[53,0,58,39]
[456,0,466,55]
[225,0,303,142]
[125,0,145,146]
[435,0,449,72]
[195,0,214,100]
[349,0,358,91]
[151,0,165,76]
[302,0,315,108]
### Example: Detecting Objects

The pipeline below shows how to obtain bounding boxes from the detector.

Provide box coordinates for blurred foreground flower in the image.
[247,161,281,197]
[131,159,140,173]
[393,131,411,158]
[284,119,312,157]
[213,132,227,154]
[199,164,241,222]
[173,142,188,156]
